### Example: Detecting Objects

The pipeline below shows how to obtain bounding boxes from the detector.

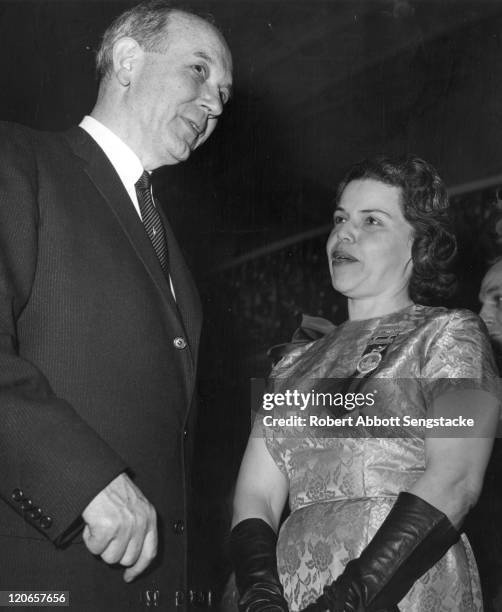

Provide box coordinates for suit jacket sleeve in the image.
[0,124,127,546]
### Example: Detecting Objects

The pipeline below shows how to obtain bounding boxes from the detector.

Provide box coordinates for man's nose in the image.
[479,303,494,325]
[200,83,224,118]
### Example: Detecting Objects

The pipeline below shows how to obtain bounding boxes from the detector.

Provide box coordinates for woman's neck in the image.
[347,292,414,321]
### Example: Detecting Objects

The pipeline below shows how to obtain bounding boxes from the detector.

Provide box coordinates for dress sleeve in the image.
[260,323,334,479]
[254,347,312,479]
[421,309,500,406]
[263,428,289,478]
[252,383,290,478]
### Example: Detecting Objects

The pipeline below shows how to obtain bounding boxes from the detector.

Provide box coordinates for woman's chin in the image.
[330,275,354,295]
[330,282,350,297]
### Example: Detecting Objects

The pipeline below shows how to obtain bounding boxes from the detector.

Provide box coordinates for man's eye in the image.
[192,64,207,78]
[333,215,345,225]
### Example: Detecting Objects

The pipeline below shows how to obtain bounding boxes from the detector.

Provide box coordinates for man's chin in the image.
[159,146,191,166]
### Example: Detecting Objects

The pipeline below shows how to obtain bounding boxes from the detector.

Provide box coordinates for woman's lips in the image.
[331,250,358,264]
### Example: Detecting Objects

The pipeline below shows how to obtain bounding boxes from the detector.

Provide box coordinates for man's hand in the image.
[81,473,157,582]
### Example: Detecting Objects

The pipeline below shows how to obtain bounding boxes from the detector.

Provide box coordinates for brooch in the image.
[356,349,383,375]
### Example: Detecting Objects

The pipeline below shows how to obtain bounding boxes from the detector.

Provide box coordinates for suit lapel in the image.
[63,127,200,370]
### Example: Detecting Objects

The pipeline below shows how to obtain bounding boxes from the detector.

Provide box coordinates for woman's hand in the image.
[230,518,289,612]
[297,492,457,612]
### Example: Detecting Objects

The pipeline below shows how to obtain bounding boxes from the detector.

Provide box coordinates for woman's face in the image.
[326,178,414,301]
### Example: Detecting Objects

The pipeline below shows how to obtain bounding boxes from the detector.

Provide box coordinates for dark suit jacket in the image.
[0,122,202,610]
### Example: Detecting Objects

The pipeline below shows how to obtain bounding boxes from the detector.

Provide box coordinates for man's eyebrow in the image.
[483,285,502,295]
[194,51,213,63]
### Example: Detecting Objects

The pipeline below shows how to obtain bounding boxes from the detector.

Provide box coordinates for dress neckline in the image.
[339,303,420,332]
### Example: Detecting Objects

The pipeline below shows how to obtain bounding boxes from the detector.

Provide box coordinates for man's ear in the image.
[112,37,143,87]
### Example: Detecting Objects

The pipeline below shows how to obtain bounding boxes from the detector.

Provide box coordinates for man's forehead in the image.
[167,11,231,63]
[481,264,502,295]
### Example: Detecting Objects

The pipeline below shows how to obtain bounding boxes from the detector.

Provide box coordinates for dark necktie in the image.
[135,171,169,273]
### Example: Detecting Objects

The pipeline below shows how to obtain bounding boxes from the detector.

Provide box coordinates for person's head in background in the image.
[479,257,502,353]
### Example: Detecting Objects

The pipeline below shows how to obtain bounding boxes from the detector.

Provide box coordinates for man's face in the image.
[125,12,233,169]
[479,260,502,350]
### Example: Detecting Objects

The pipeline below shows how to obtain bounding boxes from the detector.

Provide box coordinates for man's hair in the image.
[95,1,215,80]
[335,155,457,305]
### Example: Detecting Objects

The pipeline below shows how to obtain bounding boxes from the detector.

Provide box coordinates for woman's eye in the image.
[365,215,381,226]
[333,215,345,225]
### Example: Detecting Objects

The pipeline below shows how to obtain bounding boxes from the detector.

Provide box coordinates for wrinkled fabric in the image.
[263,305,498,612]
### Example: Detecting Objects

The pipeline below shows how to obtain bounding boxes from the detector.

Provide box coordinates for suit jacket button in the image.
[172,520,185,535]
[40,516,53,529]
[28,508,43,520]
[11,489,23,502]
[183,429,188,439]
[21,499,33,512]
[173,337,187,350]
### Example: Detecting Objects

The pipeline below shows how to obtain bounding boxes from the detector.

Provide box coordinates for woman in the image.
[230,156,500,612]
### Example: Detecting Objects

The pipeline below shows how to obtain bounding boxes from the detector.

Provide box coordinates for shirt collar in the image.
[79,115,144,188]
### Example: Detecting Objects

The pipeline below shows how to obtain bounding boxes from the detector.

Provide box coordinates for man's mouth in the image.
[185,119,203,137]
[331,250,358,264]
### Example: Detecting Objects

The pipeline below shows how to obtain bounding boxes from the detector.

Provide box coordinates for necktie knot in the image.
[135,170,151,192]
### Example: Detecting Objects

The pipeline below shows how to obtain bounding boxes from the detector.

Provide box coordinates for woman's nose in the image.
[336,222,356,242]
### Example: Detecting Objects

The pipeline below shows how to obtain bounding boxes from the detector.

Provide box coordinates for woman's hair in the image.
[335,155,457,305]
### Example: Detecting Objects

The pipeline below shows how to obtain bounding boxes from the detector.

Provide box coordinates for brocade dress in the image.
[262,304,498,612]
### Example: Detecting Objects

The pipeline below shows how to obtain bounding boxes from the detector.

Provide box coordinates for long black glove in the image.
[230,518,289,612]
[302,492,459,612]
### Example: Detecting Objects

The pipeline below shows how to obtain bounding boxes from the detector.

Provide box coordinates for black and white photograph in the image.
[0,1,502,610]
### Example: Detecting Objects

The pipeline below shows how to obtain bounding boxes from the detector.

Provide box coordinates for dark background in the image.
[3,1,502,608]
[4,1,502,254]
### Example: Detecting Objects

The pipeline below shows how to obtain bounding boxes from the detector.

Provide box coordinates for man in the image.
[479,257,502,356]
[0,1,232,610]
[476,258,502,612]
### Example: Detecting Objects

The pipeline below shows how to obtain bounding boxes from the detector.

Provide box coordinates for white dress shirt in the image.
[79,115,144,217]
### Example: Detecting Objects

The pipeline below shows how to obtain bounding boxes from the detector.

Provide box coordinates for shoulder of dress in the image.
[268,314,336,366]
[416,305,482,327]
[415,308,490,359]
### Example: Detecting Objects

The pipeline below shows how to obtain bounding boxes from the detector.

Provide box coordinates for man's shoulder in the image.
[0,122,83,173]
[0,121,74,152]
[0,121,36,153]
[0,120,50,142]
